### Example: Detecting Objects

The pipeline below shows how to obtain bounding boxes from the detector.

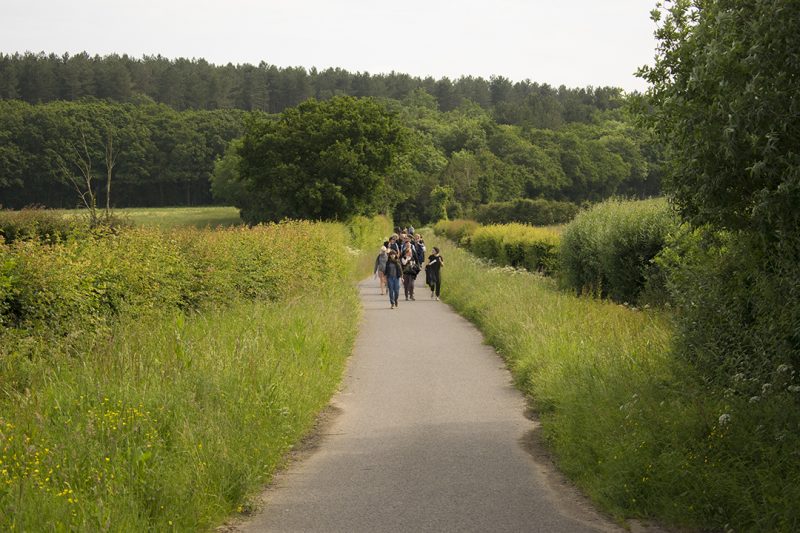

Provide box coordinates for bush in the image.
[0,208,78,244]
[475,198,579,226]
[0,221,351,338]
[658,227,800,388]
[433,219,479,246]
[347,214,393,251]
[560,198,678,303]
[469,224,561,274]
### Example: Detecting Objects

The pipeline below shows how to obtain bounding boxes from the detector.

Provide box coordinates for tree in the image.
[637,0,800,383]
[237,96,408,222]
[637,0,800,234]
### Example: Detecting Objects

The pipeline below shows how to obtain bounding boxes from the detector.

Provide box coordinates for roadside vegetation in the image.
[435,239,798,531]
[0,212,392,531]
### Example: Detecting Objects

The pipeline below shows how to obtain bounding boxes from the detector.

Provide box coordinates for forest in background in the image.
[0,52,661,221]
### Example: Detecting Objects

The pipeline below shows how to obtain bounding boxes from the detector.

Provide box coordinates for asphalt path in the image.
[237,278,622,533]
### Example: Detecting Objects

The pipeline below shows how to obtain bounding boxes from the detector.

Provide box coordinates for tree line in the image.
[0,51,625,127]
[215,92,661,224]
[0,98,247,208]
[0,92,660,216]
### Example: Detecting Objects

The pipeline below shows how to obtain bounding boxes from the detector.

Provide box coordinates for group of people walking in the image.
[374,226,443,309]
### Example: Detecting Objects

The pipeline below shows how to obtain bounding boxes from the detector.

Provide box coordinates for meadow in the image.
[56,206,244,229]
[0,211,392,531]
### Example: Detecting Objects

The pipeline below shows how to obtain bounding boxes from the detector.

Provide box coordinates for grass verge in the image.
[434,239,799,531]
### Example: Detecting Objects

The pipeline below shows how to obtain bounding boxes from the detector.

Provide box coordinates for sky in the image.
[0,0,659,92]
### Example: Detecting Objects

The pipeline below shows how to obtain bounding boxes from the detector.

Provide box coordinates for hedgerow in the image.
[469,224,561,274]
[559,198,678,304]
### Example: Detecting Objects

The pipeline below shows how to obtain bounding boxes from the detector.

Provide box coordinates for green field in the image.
[56,206,243,229]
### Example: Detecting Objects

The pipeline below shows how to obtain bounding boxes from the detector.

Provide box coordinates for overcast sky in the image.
[1,0,658,92]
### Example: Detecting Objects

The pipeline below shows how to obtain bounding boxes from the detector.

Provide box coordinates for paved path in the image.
[238,279,620,533]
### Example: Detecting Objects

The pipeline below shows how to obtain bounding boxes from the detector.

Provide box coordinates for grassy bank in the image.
[2,290,358,530]
[0,216,391,531]
[434,240,799,531]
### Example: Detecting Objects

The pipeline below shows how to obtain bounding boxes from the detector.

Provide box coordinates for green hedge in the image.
[469,224,561,274]
[0,221,350,340]
[433,219,479,246]
[0,209,78,244]
[475,198,579,226]
[559,198,678,304]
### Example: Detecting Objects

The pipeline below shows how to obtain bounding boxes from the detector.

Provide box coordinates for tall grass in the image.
[0,216,387,531]
[435,240,799,531]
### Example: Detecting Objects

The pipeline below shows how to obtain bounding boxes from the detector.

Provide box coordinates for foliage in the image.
[0,221,349,341]
[432,218,479,247]
[438,241,800,531]
[237,97,409,223]
[559,198,678,303]
[0,208,77,244]
[656,226,800,389]
[209,138,245,207]
[638,0,800,235]
[469,223,561,274]
[0,51,625,123]
[0,99,246,208]
[346,214,394,252]
[474,198,579,226]
[638,1,800,385]
[0,215,395,530]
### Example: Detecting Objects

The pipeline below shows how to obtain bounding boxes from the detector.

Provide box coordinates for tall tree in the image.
[237,96,409,222]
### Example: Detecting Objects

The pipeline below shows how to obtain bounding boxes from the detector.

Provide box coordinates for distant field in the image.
[58,206,243,229]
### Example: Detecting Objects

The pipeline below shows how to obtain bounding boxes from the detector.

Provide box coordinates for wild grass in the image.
[1,290,358,531]
[434,240,800,532]
[0,215,388,531]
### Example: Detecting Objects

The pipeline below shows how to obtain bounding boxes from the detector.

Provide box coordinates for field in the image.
[56,206,243,229]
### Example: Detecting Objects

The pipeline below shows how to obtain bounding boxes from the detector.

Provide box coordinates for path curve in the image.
[236,279,622,532]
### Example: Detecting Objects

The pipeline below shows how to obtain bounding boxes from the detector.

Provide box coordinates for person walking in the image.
[384,250,402,309]
[414,234,426,265]
[374,244,389,295]
[427,247,444,301]
[401,248,418,301]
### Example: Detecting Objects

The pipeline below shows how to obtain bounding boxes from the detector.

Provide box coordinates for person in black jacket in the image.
[427,247,444,300]
[384,250,403,308]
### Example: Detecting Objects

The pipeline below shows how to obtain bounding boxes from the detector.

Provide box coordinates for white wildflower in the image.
[718,413,731,426]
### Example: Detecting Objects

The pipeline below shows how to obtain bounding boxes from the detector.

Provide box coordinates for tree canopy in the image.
[638,0,800,235]
[236,96,408,222]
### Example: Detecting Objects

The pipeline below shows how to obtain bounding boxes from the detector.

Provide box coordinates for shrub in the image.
[433,219,479,246]
[0,208,78,244]
[658,227,800,388]
[560,198,678,303]
[0,221,351,337]
[347,214,393,251]
[475,198,579,226]
[470,224,561,274]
